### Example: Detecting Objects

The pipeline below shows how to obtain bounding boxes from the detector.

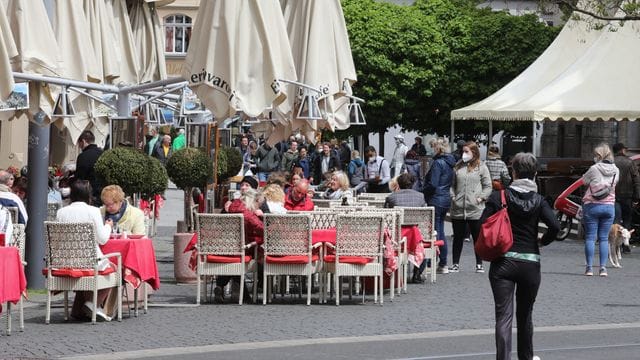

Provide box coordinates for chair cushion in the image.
[323,255,374,264]
[42,263,116,278]
[205,254,252,263]
[265,254,319,264]
[423,240,445,248]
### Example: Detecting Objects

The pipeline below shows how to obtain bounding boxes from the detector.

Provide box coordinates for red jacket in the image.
[284,194,314,211]
[227,199,264,245]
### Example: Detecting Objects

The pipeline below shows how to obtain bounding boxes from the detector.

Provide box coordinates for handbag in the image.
[475,190,513,261]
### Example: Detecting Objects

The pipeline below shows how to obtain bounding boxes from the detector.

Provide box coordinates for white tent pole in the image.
[451,119,455,152]
[488,120,493,146]
[532,121,537,156]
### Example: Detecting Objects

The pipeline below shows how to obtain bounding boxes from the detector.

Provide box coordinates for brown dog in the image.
[608,224,634,268]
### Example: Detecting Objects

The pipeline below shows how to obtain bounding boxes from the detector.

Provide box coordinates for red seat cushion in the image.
[206,254,252,263]
[423,240,445,248]
[323,255,374,264]
[42,263,116,278]
[265,254,319,264]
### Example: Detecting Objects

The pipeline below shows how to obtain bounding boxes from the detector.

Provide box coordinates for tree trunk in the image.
[378,131,385,155]
[183,187,193,231]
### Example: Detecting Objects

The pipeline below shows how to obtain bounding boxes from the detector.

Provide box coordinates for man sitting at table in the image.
[284,179,314,211]
[100,185,146,235]
[56,180,114,321]
[384,173,426,208]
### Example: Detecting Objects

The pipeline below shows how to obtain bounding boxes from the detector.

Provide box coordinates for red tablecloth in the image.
[0,247,26,314]
[312,229,337,245]
[101,238,160,290]
[401,225,423,256]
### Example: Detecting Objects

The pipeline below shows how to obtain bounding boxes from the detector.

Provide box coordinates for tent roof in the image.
[451,12,640,122]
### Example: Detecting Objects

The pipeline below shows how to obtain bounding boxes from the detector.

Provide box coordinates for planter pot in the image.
[174,232,197,283]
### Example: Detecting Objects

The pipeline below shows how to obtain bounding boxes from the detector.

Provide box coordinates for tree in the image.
[552,0,640,21]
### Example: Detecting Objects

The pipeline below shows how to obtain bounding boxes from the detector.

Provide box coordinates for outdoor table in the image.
[0,247,26,316]
[101,237,160,290]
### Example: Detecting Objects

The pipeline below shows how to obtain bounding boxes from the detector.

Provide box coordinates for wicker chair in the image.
[262,214,320,305]
[398,206,438,283]
[44,222,122,324]
[46,203,61,221]
[357,193,389,202]
[4,224,25,334]
[359,208,404,298]
[313,199,341,208]
[195,213,257,305]
[324,214,385,305]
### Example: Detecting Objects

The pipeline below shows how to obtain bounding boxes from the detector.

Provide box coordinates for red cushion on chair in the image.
[265,254,319,264]
[205,254,252,263]
[323,255,374,264]
[423,240,445,248]
[42,263,116,278]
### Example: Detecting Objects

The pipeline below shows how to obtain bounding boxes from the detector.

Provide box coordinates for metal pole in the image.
[488,120,493,146]
[25,120,50,289]
[450,119,455,153]
[532,121,537,156]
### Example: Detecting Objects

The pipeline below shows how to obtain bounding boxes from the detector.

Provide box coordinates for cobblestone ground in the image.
[2,188,640,359]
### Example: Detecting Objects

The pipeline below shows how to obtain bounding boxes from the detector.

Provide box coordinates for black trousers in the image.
[489,258,541,360]
[615,197,633,229]
[451,219,481,265]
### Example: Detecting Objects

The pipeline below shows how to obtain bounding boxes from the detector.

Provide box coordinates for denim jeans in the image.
[582,203,615,268]
[434,206,449,267]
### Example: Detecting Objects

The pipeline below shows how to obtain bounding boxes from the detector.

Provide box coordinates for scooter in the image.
[553,178,584,240]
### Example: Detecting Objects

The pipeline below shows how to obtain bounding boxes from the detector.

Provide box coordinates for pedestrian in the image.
[452,139,466,162]
[411,136,427,157]
[172,129,186,152]
[449,141,492,273]
[423,137,456,274]
[311,142,340,185]
[256,142,281,182]
[280,140,299,172]
[582,143,619,277]
[347,150,366,193]
[404,150,422,192]
[480,152,560,360]
[485,145,511,190]
[144,127,160,156]
[612,143,640,238]
[364,145,391,193]
[76,130,104,205]
[153,134,173,167]
[339,141,352,170]
[391,134,409,177]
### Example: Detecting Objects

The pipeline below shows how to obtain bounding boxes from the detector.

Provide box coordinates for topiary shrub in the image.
[216,146,243,182]
[95,147,168,200]
[166,147,213,231]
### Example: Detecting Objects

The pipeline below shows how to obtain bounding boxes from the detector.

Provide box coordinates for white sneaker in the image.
[84,301,112,322]
[475,264,485,273]
[532,356,541,360]
[464,237,471,242]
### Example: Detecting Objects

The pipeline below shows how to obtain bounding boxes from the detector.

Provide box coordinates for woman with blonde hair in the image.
[322,171,352,201]
[581,143,619,277]
[262,183,287,214]
[100,185,146,235]
[449,141,492,273]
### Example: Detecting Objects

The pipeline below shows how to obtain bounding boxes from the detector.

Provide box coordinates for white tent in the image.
[450,12,606,121]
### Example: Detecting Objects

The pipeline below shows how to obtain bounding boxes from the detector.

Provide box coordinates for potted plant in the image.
[214,145,243,207]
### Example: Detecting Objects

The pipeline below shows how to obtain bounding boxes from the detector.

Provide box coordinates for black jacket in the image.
[614,155,640,200]
[311,153,340,185]
[480,187,560,256]
[76,144,103,203]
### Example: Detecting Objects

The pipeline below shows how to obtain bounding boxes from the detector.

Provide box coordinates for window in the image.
[164,14,192,55]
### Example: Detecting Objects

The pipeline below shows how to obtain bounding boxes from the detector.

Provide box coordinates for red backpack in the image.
[475,190,513,261]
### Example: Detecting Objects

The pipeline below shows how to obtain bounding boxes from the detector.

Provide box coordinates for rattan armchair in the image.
[195,213,257,305]
[4,224,25,334]
[324,214,385,305]
[44,222,122,324]
[46,203,61,221]
[262,214,320,305]
[398,206,438,283]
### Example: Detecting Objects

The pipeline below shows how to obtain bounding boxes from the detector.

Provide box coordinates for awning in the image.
[0,3,16,99]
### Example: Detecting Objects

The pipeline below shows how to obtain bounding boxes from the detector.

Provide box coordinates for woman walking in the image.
[449,141,492,273]
[481,152,560,360]
[582,143,619,277]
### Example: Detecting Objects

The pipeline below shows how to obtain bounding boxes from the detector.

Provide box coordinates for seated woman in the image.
[100,185,146,235]
[262,183,287,214]
[55,180,114,321]
[322,171,352,202]
[216,188,264,303]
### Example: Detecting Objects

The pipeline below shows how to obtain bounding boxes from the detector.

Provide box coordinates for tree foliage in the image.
[216,146,243,182]
[340,0,559,136]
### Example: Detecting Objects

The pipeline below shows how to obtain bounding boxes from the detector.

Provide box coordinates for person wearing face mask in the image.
[391,134,409,177]
[449,141,492,273]
[581,143,619,277]
[364,146,391,193]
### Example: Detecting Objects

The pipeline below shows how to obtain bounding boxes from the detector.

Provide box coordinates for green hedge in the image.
[166,147,213,190]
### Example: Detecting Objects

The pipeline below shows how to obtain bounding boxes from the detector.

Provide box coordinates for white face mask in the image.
[462,153,472,163]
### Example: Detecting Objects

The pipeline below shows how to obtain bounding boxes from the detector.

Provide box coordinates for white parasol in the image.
[280,0,357,133]
[181,0,297,120]
[130,0,167,83]
[0,3,16,99]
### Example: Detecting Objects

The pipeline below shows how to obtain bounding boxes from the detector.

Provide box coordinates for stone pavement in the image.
[3,188,640,359]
